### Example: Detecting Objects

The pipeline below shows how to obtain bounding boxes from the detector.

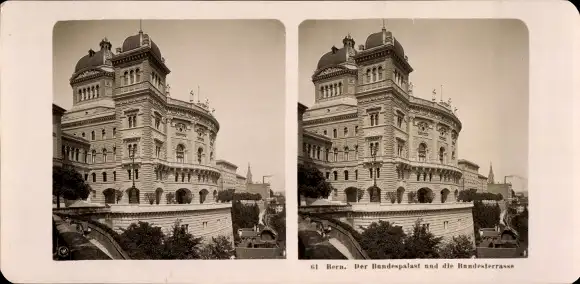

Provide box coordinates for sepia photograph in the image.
[297,19,529,260]
[52,20,286,260]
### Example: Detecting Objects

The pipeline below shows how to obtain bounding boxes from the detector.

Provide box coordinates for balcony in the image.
[117,81,165,100]
[350,202,473,213]
[392,157,462,173]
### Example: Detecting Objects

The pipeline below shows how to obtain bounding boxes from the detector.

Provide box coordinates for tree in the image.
[231,201,260,243]
[438,235,475,258]
[52,166,91,208]
[119,221,166,259]
[217,189,235,202]
[298,163,334,199]
[161,220,203,259]
[115,189,124,204]
[402,220,443,259]
[359,220,407,259]
[269,207,286,246]
[200,236,235,259]
[511,206,528,244]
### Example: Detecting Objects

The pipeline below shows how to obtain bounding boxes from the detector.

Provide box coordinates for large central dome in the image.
[121,31,162,60]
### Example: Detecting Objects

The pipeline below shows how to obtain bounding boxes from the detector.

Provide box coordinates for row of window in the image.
[319,82,344,99]
[120,68,164,91]
[321,125,359,138]
[364,65,384,83]
[325,168,380,181]
[417,143,456,163]
[77,85,100,102]
[85,170,123,183]
[62,146,117,164]
[158,170,216,184]
[76,128,117,141]
[324,167,459,184]
[393,69,406,87]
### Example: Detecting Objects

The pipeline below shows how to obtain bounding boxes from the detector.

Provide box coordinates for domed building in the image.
[54,29,239,240]
[299,26,475,243]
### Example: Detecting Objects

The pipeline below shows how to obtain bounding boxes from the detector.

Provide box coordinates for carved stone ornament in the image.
[318,67,343,76]
[76,70,100,80]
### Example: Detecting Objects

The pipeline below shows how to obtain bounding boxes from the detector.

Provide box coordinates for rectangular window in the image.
[444,221,449,230]
[135,169,139,180]
[113,128,116,138]
[376,168,380,178]
[84,174,88,181]
[103,173,107,182]
[369,168,373,178]
[182,224,189,232]
[127,170,132,180]
[113,171,116,181]
[326,172,330,179]
[396,115,403,128]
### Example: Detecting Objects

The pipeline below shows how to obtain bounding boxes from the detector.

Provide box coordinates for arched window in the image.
[369,168,373,178]
[91,131,95,140]
[210,152,214,161]
[136,68,140,82]
[112,146,116,161]
[418,143,427,162]
[439,147,445,164]
[81,132,85,138]
[333,129,337,138]
[102,129,106,139]
[344,127,348,137]
[320,86,324,98]
[355,169,358,180]
[124,71,129,86]
[96,85,99,97]
[75,149,79,161]
[451,151,455,160]
[366,69,371,83]
[338,82,343,95]
[325,148,330,161]
[78,90,82,102]
[102,149,107,163]
[378,66,383,80]
[83,88,87,100]
[113,171,116,181]
[333,84,337,96]
[372,68,377,82]
[197,148,203,164]
[344,146,349,161]
[333,148,338,162]
[316,146,321,160]
[92,173,96,182]
[129,70,134,84]
[176,144,185,163]
[102,172,107,182]
[344,170,349,181]
[324,86,329,97]
[333,171,338,181]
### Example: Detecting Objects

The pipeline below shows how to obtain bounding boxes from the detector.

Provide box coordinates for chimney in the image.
[331,46,339,54]
[358,45,365,51]
[88,49,95,57]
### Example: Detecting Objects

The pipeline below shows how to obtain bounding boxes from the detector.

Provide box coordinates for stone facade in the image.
[458,159,485,192]
[302,28,465,205]
[54,31,244,241]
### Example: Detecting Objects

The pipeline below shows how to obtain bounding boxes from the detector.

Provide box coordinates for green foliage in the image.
[161,220,204,259]
[298,163,334,199]
[52,166,91,207]
[145,193,156,205]
[511,206,528,244]
[402,220,443,259]
[231,201,260,243]
[200,236,235,259]
[119,221,166,259]
[439,235,475,258]
[359,221,407,259]
[216,189,262,202]
[458,190,503,202]
[386,191,397,204]
[269,207,286,244]
[407,191,417,203]
[166,192,176,204]
[473,201,501,229]
[235,192,262,201]
[115,189,123,204]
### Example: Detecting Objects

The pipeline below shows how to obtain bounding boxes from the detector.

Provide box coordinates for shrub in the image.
[407,191,417,203]
[145,193,156,205]
[166,192,176,204]
[298,163,334,199]
[386,191,397,204]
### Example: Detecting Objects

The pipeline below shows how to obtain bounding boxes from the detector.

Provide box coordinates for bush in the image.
[53,166,91,208]
[298,163,334,199]
[200,236,235,259]
[145,193,156,205]
[401,220,443,259]
[386,191,397,204]
[439,235,475,258]
[166,192,175,204]
[359,220,407,259]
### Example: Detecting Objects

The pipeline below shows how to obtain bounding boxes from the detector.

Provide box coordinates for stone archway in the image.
[368,186,381,203]
[176,188,192,204]
[155,188,163,205]
[440,188,451,203]
[417,187,433,203]
[344,187,358,203]
[127,187,140,204]
[396,187,405,204]
[103,188,116,204]
[199,189,209,204]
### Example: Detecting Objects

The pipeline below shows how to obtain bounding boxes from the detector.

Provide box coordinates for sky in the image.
[299,19,529,185]
[53,20,286,192]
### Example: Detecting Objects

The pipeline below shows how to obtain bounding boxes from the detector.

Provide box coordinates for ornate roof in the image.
[364,28,405,58]
[316,46,348,70]
[74,38,113,73]
[121,31,162,60]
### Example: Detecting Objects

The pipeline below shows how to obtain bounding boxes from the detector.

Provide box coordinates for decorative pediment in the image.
[74,70,101,80]
[315,66,347,77]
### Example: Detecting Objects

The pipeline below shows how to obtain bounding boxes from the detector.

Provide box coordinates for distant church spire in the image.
[246,163,253,184]
[488,162,495,184]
